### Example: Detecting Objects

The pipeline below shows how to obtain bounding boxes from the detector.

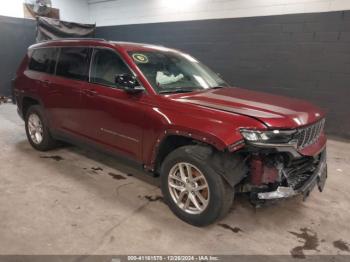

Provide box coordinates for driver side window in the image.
[90,49,131,87]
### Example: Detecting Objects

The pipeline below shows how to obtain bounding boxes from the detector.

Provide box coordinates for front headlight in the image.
[240,129,296,144]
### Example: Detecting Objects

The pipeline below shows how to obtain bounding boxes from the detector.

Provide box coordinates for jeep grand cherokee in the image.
[13,39,327,226]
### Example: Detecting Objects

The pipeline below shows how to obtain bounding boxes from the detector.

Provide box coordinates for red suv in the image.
[13,39,327,226]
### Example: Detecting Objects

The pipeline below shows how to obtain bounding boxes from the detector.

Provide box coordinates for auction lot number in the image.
[127,255,219,261]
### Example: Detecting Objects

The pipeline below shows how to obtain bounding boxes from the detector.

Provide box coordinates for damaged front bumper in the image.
[257,150,327,200]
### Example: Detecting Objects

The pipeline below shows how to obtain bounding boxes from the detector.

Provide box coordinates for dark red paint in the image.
[13,39,326,171]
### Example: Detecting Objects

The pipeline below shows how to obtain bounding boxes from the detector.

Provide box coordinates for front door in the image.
[79,48,146,161]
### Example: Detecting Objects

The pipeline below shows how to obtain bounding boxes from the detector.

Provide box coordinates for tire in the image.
[160,145,234,227]
[25,105,57,151]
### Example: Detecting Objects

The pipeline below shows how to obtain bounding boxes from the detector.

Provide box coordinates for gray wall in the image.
[0,12,348,138]
[0,16,36,97]
[97,11,350,139]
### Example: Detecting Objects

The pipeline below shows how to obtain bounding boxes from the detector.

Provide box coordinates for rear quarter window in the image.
[28,48,57,74]
[56,47,91,81]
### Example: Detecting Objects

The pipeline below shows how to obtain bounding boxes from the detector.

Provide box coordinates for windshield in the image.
[128,50,229,94]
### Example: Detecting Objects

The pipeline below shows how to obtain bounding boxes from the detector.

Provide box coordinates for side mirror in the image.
[115,73,143,94]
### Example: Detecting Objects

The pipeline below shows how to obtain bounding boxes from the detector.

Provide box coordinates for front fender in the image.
[141,100,266,170]
[147,127,229,171]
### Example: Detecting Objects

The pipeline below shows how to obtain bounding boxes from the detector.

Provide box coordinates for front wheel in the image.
[160,145,234,226]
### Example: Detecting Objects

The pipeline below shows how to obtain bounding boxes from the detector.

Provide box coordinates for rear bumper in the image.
[257,150,327,200]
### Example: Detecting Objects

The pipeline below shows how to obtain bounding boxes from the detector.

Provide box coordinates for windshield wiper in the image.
[158,88,195,94]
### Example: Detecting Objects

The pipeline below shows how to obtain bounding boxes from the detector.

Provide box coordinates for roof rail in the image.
[39,38,106,43]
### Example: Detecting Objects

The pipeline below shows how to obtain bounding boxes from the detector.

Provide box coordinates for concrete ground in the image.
[0,103,349,257]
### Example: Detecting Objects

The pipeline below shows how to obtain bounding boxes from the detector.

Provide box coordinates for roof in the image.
[112,41,176,52]
[29,38,179,53]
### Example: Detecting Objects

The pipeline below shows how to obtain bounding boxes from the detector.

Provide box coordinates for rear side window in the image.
[28,48,57,74]
[56,47,91,81]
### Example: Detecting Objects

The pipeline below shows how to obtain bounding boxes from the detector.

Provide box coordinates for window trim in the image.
[27,47,58,75]
[88,46,146,93]
[55,46,92,82]
[53,48,60,75]
[27,45,146,94]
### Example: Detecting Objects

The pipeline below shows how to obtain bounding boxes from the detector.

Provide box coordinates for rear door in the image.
[50,47,91,133]
[79,48,146,161]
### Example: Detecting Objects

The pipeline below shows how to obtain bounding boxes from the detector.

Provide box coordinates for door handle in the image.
[84,89,98,96]
[41,80,51,87]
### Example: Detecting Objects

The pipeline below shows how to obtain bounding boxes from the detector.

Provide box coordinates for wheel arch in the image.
[147,124,246,173]
[158,142,248,189]
[21,96,42,119]
[152,134,201,175]
[150,127,233,174]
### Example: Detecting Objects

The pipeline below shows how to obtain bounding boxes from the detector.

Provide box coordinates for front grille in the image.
[283,153,322,189]
[294,119,325,149]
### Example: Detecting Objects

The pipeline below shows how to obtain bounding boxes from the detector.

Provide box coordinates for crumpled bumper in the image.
[257,150,327,200]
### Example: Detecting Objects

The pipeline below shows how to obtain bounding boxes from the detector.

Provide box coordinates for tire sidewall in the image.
[161,147,228,226]
[25,105,53,151]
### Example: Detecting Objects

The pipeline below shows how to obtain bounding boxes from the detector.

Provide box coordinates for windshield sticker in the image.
[132,53,149,63]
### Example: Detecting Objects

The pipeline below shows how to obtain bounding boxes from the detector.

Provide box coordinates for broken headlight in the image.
[240,129,296,144]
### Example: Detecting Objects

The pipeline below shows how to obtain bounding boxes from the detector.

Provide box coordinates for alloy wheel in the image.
[28,113,44,145]
[168,162,210,214]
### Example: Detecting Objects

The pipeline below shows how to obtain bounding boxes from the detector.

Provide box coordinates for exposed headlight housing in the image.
[240,129,296,144]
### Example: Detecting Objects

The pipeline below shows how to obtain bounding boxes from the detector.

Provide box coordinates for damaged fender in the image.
[184,145,248,188]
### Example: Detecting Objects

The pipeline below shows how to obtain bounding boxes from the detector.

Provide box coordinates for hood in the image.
[172,87,325,129]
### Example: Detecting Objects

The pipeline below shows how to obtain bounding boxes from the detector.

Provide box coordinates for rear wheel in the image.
[161,145,234,226]
[25,105,57,151]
